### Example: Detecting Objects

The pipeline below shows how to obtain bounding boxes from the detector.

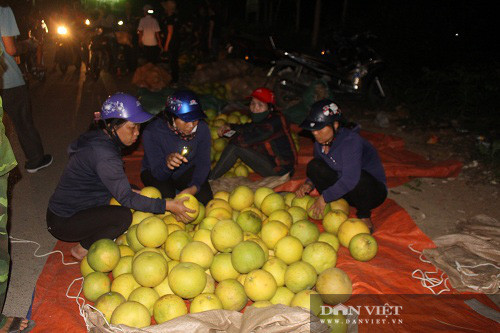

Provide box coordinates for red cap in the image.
[250,88,275,105]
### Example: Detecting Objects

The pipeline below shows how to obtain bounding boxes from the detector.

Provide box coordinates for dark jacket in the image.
[49,130,165,217]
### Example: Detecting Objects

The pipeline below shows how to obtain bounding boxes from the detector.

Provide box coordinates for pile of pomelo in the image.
[83,185,378,331]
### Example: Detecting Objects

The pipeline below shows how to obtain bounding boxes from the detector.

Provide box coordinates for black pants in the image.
[307,158,387,218]
[142,45,160,64]
[210,143,278,180]
[141,167,213,205]
[46,206,132,249]
[0,85,45,168]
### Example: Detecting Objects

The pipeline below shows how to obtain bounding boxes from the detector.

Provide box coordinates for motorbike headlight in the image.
[57,26,68,35]
[147,9,154,14]
[85,19,91,26]
[118,20,124,26]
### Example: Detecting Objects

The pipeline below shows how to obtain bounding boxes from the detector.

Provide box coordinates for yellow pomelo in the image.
[164,230,192,260]
[262,257,287,287]
[114,234,128,246]
[207,207,233,220]
[153,294,188,324]
[205,108,217,120]
[180,241,214,269]
[316,267,352,305]
[153,276,174,297]
[291,195,314,210]
[111,273,140,299]
[268,210,293,228]
[211,219,243,253]
[251,300,273,308]
[137,216,168,248]
[213,138,228,152]
[132,247,163,262]
[329,198,350,215]
[260,193,286,216]
[284,261,317,293]
[244,269,277,301]
[140,186,162,199]
[213,191,230,202]
[199,216,220,230]
[274,236,303,265]
[289,220,320,246]
[168,262,207,299]
[247,238,269,261]
[191,203,205,225]
[174,193,200,222]
[232,209,239,221]
[202,273,216,294]
[337,218,371,248]
[239,114,250,124]
[109,197,121,206]
[287,206,308,223]
[132,252,168,287]
[83,271,111,302]
[190,293,223,313]
[231,241,266,274]
[237,274,247,286]
[243,231,257,240]
[215,279,248,311]
[215,113,228,121]
[210,253,240,282]
[227,114,240,124]
[284,192,296,207]
[111,301,151,328]
[270,286,295,306]
[112,256,133,278]
[94,292,125,322]
[87,239,121,273]
[306,198,331,220]
[254,187,274,209]
[261,220,289,250]
[128,286,160,315]
[163,215,186,230]
[349,233,378,261]
[318,232,340,252]
[166,223,183,234]
[241,206,264,219]
[80,256,95,277]
[130,211,154,227]
[234,165,249,177]
[317,312,348,333]
[118,245,134,257]
[228,185,254,211]
[193,229,217,254]
[126,225,145,252]
[167,260,179,273]
[291,290,322,316]
[323,210,348,235]
[236,210,262,234]
[302,242,337,274]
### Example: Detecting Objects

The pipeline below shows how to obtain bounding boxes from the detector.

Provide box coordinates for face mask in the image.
[250,111,269,123]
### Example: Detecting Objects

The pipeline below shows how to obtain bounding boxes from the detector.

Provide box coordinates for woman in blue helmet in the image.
[295,99,387,232]
[47,93,193,260]
[141,90,213,204]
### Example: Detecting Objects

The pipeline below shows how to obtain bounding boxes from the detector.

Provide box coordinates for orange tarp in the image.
[30,130,498,332]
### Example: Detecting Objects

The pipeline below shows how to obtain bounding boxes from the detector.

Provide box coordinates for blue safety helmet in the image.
[165,90,206,122]
[300,99,343,131]
[101,93,153,123]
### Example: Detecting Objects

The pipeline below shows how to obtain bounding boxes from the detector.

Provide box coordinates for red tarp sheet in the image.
[30,130,498,332]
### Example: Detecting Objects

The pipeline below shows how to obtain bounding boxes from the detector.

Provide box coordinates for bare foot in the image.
[0,317,29,332]
[361,218,374,233]
[70,244,88,261]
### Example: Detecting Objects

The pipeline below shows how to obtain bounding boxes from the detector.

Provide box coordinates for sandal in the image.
[1,317,35,333]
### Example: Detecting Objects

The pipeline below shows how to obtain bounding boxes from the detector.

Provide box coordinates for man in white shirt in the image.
[137,5,161,63]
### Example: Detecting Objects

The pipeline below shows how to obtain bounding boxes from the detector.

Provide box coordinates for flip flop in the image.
[6,317,35,333]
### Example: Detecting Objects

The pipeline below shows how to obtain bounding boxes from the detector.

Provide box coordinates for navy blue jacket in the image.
[309,126,387,202]
[49,130,166,217]
[141,119,211,192]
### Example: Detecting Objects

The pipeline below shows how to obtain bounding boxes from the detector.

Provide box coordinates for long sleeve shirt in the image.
[141,119,211,192]
[49,130,166,217]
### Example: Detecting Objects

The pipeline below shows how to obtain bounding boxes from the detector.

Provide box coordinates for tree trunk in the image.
[311,0,321,48]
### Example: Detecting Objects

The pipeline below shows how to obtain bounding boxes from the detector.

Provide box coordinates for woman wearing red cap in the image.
[210,88,296,179]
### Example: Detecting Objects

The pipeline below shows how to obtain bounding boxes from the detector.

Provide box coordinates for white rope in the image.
[9,236,78,265]
[455,260,500,292]
[408,243,432,263]
[408,243,450,295]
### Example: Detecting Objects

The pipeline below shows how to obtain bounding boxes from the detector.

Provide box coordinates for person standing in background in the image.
[137,4,162,64]
[0,2,52,173]
[161,0,180,84]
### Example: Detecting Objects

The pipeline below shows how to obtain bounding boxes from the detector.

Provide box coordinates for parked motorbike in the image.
[268,33,390,108]
[53,22,83,73]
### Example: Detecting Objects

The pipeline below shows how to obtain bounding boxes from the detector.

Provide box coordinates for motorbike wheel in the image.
[366,75,390,109]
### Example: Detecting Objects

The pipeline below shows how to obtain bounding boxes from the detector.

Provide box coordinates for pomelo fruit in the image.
[137,216,168,248]
[291,195,313,211]
[254,187,274,209]
[268,210,293,228]
[284,261,317,293]
[270,286,295,306]
[261,220,288,250]
[163,214,186,230]
[174,193,200,222]
[132,252,168,287]
[260,193,286,216]
[329,198,350,215]
[202,273,216,294]
[306,198,331,220]
[215,279,247,311]
[153,276,174,297]
[83,271,110,302]
[205,199,232,216]
[247,238,269,261]
[323,210,348,235]
[180,241,214,269]
[193,228,217,253]
[111,301,151,328]
[199,216,220,230]
[190,293,223,313]
[128,286,159,315]
[213,191,230,202]
[140,186,162,199]
[168,262,207,299]
[291,290,322,316]
[231,241,266,273]
[284,192,296,207]
[349,233,378,261]
[302,242,337,274]
[236,210,262,234]
[262,257,287,287]
[241,206,265,220]
[80,256,95,277]
[234,165,249,177]
[110,273,140,299]
[337,218,370,248]
[289,220,320,246]
[318,232,340,252]
[94,291,125,322]
[87,239,121,273]
[114,234,128,246]
[118,245,134,257]
[167,260,179,273]
[211,219,243,253]
[130,211,154,227]
[126,225,145,252]
[112,255,133,278]
[229,185,254,211]
[244,269,277,301]
[164,230,192,260]
[191,202,205,225]
[316,267,352,305]
[274,236,303,265]
[210,253,240,282]
[288,206,308,223]
[153,294,188,324]
[207,207,232,220]
[132,247,163,262]
[213,138,228,152]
